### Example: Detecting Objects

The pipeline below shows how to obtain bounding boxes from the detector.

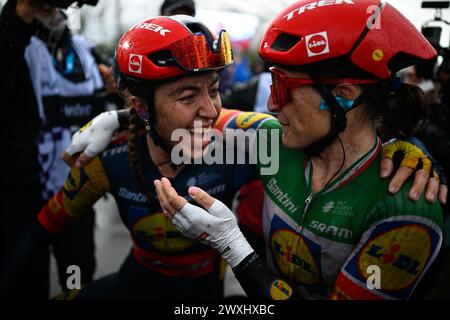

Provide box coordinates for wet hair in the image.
[118,76,157,208]
[127,106,154,206]
[361,82,431,140]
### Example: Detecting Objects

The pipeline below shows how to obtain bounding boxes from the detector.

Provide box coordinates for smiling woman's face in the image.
[150,72,222,156]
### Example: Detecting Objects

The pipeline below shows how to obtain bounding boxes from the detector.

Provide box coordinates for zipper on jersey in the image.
[300,192,313,226]
[301,161,314,226]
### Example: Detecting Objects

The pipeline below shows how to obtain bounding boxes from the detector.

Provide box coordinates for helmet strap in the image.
[303,85,348,156]
[304,84,368,156]
[145,117,174,155]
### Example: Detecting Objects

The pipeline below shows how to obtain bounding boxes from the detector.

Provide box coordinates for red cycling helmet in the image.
[259,0,436,80]
[114,15,232,153]
[115,15,232,84]
[259,0,437,155]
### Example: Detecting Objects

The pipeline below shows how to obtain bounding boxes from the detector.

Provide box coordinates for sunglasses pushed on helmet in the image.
[167,30,233,72]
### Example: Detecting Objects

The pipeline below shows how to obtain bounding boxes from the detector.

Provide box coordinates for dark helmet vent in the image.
[271,33,302,52]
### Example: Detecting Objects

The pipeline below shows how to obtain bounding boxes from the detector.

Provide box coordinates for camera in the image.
[42,0,99,9]
[421,1,450,51]
[421,1,450,9]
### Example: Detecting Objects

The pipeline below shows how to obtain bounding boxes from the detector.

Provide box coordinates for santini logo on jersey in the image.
[118,187,148,203]
[284,0,355,21]
[131,22,171,36]
[267,178,299,214]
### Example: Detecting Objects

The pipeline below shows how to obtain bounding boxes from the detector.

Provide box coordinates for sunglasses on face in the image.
[269,67,379,109]
[269,67,317,109]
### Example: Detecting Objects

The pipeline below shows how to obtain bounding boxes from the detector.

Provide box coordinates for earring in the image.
[145,119,151,132]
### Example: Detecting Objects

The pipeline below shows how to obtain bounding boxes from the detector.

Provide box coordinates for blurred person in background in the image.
[418,49,450,299]
[0,0,115,298]
[160,0,195,16]
[221,59,271,113]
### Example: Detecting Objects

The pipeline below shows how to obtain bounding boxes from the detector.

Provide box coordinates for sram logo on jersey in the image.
[309,220,353,240]
[305,31,330,57]
[131,22,171,36]
[284,0,355,21]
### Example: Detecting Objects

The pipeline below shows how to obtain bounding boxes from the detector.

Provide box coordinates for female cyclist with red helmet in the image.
[1,14,263,300]
[155,0,445,300]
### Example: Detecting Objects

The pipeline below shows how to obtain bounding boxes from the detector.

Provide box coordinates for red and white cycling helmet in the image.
[259,0,437,154]
[113,15,232,153]
[115,15,232,84]
[259,0,436,80]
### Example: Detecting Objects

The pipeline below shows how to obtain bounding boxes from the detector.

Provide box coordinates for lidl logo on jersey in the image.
[269,279,293,300]
[131,210,195,252]
[270,216,321,285]
[63,168,88,199]
[359,224,432,291]
[342,218,442,299]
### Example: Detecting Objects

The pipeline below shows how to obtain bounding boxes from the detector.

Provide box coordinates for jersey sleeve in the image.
[332,192,444,300]
[37,157,110,233]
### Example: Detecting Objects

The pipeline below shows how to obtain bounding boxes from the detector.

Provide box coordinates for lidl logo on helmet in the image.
[129,54,143,74]
[305,31,330,57]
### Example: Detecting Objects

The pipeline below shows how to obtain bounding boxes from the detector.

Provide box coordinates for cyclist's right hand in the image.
[61,111,122,168]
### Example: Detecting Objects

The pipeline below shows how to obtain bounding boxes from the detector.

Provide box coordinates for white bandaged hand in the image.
[65,111,120,157]
[154,178,254,268]
[173,200,254,268]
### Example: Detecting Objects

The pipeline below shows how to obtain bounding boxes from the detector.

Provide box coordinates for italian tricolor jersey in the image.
[253,117,443,300]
